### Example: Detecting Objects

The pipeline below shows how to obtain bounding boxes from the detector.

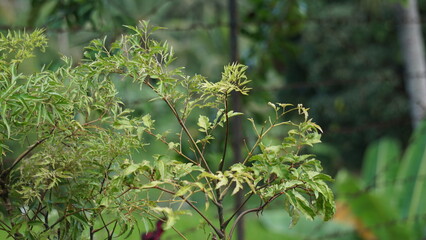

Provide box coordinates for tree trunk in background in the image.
[229,0,245,240]
[397,0,426,128]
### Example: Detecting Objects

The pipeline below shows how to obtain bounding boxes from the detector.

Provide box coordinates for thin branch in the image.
[171,226,189,240]
[44,208,94,232]
[1,137,48,177]
[135,208,189,240]
[82,113,107,126]
[215,96,229,234]
[228,208,257,240]
[144,129,197,164]
[31,192,48,221]
[99,157,116,194]
[228,193,282,239]
[110,220,118,238]
[242,107,302,165]
[153,186,224,239]
[222,193,253,229]
[216,194,225,233]
[241,132,266,165]
[91,219,118,235]
[242,121,291,165]
[117,186,139,198]
[218,96,229,172]
[144,80,212,173]
[0,219,11,231]
[99,214,111,237]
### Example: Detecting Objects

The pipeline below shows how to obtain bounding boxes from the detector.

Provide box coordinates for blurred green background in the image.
[1,0,426,239]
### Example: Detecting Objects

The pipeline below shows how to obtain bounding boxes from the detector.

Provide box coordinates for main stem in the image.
[228,0,245,238]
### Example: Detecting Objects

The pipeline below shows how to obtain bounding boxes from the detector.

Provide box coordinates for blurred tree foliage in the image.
[241,0,426,171]
[0,0,231,75]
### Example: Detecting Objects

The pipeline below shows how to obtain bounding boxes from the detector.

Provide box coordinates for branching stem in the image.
[228,193,282,239]
[144,80,212,173]
[1,137,48,178]
[144,129,197,164]
[154,186,224,239]
[222,193,253,229]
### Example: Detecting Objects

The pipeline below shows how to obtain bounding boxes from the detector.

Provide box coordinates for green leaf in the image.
[1,104,11,138]
[284,180,302,189]
[123,163,140,175]
[168,142,179,150]
[231,180,243,195]
[175,185,192,197]
[313,173,333,182]
[396,121,426,224]
[198,172,218,180]
[141,181,163,189]
[293,190,315,220]
[155,159,165,180]
[70,213,89,226]
[137,126,145,140]
[142,114,154,130]
[197,115,211,133]
[152,207,176,229]
[362,137,400,194]
[284,190,299,227]
[216,174,229,189]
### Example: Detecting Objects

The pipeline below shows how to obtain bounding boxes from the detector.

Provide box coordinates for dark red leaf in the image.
[141,220,164,240]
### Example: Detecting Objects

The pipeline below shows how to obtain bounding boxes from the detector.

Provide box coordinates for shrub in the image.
[0,22,334,239]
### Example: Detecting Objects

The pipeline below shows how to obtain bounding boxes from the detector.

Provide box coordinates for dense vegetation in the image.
[0,23,334,239]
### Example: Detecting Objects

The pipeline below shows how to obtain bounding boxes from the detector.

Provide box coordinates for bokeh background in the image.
[1,0,425,239]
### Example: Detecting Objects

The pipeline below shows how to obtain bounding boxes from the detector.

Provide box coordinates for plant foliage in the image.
[0,21,334,239]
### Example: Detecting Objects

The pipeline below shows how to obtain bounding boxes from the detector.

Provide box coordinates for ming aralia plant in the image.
[0,22,335,239]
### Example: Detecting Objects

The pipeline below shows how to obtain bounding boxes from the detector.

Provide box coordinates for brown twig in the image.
[228,193,282,239]
[1,137,48,178]
[218,96,229,172]
[153,186,224,239]
[144,129,197,165]
[91,219,118,235]
[144,80,212,173]
[44,208,94,232]
[222,193,254,230]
